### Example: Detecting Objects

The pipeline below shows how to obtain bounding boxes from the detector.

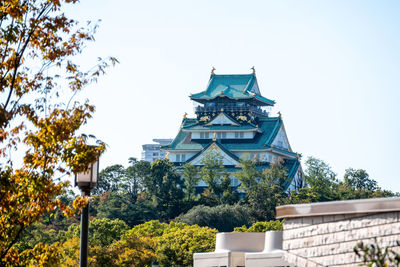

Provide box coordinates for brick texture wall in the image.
[282,211,400,266]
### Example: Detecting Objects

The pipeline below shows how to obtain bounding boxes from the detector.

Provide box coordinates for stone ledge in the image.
[277,197,400,219]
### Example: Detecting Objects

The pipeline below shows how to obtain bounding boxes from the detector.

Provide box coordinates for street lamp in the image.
[75,157,99,267]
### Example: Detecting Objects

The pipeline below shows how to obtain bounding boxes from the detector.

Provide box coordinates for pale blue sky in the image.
[68,0,400,190]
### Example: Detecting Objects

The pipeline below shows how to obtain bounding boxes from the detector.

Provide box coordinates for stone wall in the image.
[276,198,400,267]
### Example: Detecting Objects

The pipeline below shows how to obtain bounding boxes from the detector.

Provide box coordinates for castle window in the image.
[176,154,186,162]
[235,132,244,138]
[200,132,210,139]
[216,132,226,139]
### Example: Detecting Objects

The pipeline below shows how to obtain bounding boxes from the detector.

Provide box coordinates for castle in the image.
[162,69,302,191]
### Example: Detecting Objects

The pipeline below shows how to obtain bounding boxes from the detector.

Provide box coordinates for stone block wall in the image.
[282,211,400,266]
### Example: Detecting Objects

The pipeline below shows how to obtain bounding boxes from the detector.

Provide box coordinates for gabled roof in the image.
[187,141,240,166]
[190,74,275,106]
[206,112,240,126]
[163,116,288,151]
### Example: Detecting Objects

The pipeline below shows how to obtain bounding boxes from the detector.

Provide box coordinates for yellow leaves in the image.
[0,0,115,265]
[66,61,77,73]
[72,196,88,209]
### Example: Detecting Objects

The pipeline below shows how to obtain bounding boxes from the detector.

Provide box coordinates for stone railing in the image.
[276,197,400,267]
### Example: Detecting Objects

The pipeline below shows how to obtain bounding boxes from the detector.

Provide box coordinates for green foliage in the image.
[303,157,339,202]
[354,238,400,267]
[199,151,226,197]
[220,173,240,205]
[124,157,143,201]
[144,159,185,221]
[234,220,283,232]
[88,233,156,267]
[182,163,200,201]
[235,160,288,220]
[94,191,156,227]
[176,204,256,232]
[125,220,170,238]
[119,220,216,267]
[290,157,397,204]
[15,223,59,252]
[156,224,217,267]
[58,218,129,247]
[92,165,128,195]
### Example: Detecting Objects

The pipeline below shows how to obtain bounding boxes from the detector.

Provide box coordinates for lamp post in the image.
[75,157,99,267]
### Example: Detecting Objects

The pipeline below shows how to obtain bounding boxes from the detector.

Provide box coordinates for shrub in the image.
[176,204,256,232]
[157,224,217,267]
[233,220,283,232]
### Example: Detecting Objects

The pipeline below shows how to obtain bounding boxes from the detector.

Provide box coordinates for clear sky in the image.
[68,0,400,190]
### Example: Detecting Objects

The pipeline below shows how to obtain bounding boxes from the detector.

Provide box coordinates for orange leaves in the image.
[60,195,89,218]
[0,0,115,264]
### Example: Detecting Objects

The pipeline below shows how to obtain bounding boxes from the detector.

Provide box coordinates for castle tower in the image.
[162,71,302,191]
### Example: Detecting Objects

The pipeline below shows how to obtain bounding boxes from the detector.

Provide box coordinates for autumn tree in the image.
[0,0,116,265]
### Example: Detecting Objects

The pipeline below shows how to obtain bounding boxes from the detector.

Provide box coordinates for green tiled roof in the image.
[190,74,275,106]
[183,124,257,131]
[163,116,287,151]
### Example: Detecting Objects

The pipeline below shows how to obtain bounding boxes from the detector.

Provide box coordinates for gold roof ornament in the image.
[251,66,256,74]
[212,132,217,141]
[211,67,216,75]
[183,112,187,119]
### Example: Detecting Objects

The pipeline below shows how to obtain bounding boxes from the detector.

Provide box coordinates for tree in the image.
[219,173,240,205]
[182,163,199,201]
[0,0,115,264]
[92,165,127,195]
[133,160,151,194]
[95,191,156,227]
[344,168,378,192]
[143,159,185,221]
[125,157,142,201]
[198,151,226,197]
[290,157,339,203]
[59,218,129,248]
[235,160,288,220]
